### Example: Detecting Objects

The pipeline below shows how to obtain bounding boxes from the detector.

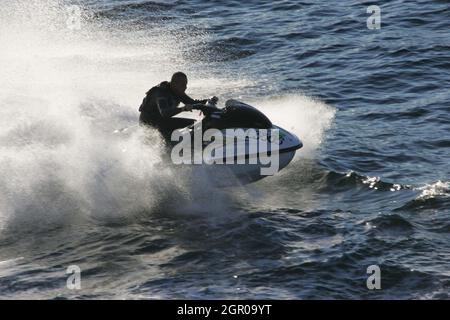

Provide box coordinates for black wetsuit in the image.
[139,81,207,139]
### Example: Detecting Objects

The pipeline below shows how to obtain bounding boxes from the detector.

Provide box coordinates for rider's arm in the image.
[179,93,208,106]
[156,97,184,118]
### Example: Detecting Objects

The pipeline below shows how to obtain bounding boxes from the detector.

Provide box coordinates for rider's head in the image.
[170,72,188,96]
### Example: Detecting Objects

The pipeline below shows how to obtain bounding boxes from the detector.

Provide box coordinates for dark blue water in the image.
[0,0,449,299]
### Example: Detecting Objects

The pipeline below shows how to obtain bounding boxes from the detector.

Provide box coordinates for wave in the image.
[320,170,449,213]
[356,107,431,121]
[395,180,450,211]
[319,170,411,192]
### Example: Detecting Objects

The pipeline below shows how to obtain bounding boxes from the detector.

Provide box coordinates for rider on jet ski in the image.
[139,71,216,140]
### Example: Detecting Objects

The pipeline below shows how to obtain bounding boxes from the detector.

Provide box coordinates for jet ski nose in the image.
[276,126,303,151]
[289,136,303,151]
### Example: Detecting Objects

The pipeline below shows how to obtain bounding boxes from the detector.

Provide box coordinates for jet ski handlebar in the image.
[191,104,220,115]
[186,97,221,115]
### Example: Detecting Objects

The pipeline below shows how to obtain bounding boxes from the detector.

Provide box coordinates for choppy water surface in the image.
[0,0,449,299]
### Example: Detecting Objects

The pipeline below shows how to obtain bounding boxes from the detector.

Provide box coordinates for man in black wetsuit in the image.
[139,72,211,140]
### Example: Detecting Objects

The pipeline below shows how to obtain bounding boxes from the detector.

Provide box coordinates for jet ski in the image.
[170,98,303,185]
